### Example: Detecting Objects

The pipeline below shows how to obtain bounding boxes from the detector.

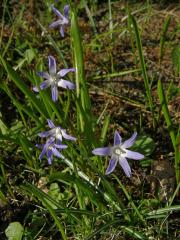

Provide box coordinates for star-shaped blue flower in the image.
[49,4,69,37]
[36,137,67,165]
[33,55,75,102]
[38,119,76,144]
[92,131,144,177]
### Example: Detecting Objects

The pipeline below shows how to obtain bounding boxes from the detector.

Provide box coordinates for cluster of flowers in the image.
[34,4,144,177]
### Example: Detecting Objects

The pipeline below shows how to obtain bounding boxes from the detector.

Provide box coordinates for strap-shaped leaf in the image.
[0,55,48,119]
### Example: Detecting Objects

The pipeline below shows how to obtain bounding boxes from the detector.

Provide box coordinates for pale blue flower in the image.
[36,137,67,165]
[38,119,76,144]
[92,131,144,177]
[33,55,75,102]
[49,4,69,37]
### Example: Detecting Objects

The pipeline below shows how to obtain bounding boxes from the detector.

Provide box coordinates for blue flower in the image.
[36,137,67,165]
[33,55,75,102]
[38,119,76,144]
[49,4,69,37]
[92,131,144,177]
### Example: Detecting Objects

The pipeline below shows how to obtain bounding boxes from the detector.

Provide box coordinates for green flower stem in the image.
[62,156,123,213]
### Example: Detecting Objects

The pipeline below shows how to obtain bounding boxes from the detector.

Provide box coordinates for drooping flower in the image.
[38,119,76,144]
[49,4,69,37]
[92,131,144,177]
[36,137,67,165]
[33,55,75,102]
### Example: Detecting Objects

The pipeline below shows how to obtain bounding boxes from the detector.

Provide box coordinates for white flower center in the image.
[113,146,125,156]
[55,127,62,138]
[50,75,58,85]
[63,17,69,25]
[48,145,53,150]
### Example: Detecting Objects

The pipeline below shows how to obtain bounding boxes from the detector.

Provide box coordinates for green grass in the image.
[0,1,179,239]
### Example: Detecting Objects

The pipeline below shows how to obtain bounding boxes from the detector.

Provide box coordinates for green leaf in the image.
[71,9,93,142]
[130,14,155,127]
[157,79,179,182]
[0,118,8,135]
[172,44,180,74]
[122,226,148,240]
[100,114,110,145]
[24,48,36,64]
[49,172,107,211]
[131,135,155,156]
[5,222,24,240]
[47,183,63,209]
[0,55,48,119]
[147,205,180,217]
[159,15,171,62]
[21,183,67,240]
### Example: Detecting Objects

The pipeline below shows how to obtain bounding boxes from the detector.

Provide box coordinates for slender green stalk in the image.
[71,11,90,109]
[159,15,171,63]
[147,205,180,217]
[83,0,97,35]
[0,0,8,48]
[175,130,180,184]
[108,0,113,40]
[93,68,140,79]
[34,18,68,68]
[71,8,94,148]
[130,15,155,127]
[168,181,180,206]
[157,79,179,182]
[127,10,137,65]
[61,155,122,212]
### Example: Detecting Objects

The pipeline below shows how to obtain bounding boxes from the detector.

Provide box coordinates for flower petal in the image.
[39,147,46,160]
[47,149,53,165]
[122,132,137,149]
[48,55,56,75]
[37,71,50,80]
[60,25,65,37]
[52,148,64,158]
[51,5,64,19]
[40,80,51,90]
[92,147,111,156]
[119,157,131,177]
[58,79,75,89]
[38,131,50,138]
[39,141,50,159]
[64,4,69,19]
[54,144,68,149]
[35,143,43,149]
[125,150,144,160]
[47,119,56,129]
[33,86,39,92]
[51,86,58,102]
[105,158,118,175]
[49,20,63,29]
[114,130,122,145]
[57,68,76,77]
[62,131,76,141]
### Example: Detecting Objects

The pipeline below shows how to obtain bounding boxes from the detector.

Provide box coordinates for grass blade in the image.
[130,15,155,127]
[21,183,67,240]
[0,55,48,119]
[159,15,171,62]
[71,9,93,136]
[157,79,178,182]
[147,205,180,217]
